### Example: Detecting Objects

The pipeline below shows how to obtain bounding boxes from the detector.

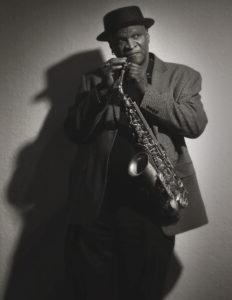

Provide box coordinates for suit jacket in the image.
[64,54,208,236]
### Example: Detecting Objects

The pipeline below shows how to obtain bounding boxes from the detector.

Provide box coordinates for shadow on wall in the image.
[4,49,104,300]
[4,49,183,300]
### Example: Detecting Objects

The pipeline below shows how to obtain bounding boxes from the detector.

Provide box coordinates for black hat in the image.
[97,6,155,42]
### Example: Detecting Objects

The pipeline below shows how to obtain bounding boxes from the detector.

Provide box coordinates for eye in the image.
[117,37,126,45]
[132,34,140,39]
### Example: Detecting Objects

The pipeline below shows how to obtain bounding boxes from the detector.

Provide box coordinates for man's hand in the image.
[127,63,148,95]
[100,57,127,88]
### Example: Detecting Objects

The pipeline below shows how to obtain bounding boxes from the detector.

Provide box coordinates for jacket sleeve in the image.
[64,74,109,143]
[140,69,208,138]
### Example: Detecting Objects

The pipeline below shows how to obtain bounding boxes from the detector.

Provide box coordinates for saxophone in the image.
[115,63,189,222]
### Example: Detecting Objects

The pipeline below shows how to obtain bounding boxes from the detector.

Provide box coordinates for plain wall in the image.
[1,0,232,299]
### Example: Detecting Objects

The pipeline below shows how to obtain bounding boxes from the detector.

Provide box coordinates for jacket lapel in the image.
[151,55,167,89]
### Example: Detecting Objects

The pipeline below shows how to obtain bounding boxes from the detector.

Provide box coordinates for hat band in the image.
[105,19,146,35]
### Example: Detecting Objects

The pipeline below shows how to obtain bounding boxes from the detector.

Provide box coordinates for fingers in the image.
[105,57,127,72]
[108,57,127,65]
[100,58,128,88]
[126,63,147,94]
[127,63,143,80]
[99,58,127,88]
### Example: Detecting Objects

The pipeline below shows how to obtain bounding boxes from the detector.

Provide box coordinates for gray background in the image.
[1,0,232,299]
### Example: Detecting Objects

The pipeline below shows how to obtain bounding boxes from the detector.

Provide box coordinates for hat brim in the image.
[96,18,154,42]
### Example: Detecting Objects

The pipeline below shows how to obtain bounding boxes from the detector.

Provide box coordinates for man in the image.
[64,6,208,300]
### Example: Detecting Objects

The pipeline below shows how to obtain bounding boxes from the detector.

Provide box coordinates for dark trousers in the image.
[65,194,175,300]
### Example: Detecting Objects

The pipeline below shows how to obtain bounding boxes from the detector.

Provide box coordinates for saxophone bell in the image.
[128,152,180,219]
[128,152,158,188]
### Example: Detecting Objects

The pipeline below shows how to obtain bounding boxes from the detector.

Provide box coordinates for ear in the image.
[146,30,150,44]
[109,40,118,56]
[109,42,114,55]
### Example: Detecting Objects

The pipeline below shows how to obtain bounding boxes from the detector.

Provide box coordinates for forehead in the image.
[115,25,146,37]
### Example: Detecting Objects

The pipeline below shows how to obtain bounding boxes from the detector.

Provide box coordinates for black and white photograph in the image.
[0,1,231,299]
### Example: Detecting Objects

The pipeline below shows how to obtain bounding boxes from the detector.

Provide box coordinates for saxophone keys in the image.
[143,137,149,144]
[169,199,179,212]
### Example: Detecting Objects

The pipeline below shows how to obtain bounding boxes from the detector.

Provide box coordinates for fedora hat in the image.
[97,6,154,42]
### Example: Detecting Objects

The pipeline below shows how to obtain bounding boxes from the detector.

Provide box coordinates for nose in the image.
[125,38,136,50]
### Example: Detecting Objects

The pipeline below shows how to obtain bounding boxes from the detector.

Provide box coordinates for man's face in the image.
[110,25,150,65]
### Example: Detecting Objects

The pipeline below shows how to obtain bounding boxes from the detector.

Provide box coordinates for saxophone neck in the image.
[115,60,128,92]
